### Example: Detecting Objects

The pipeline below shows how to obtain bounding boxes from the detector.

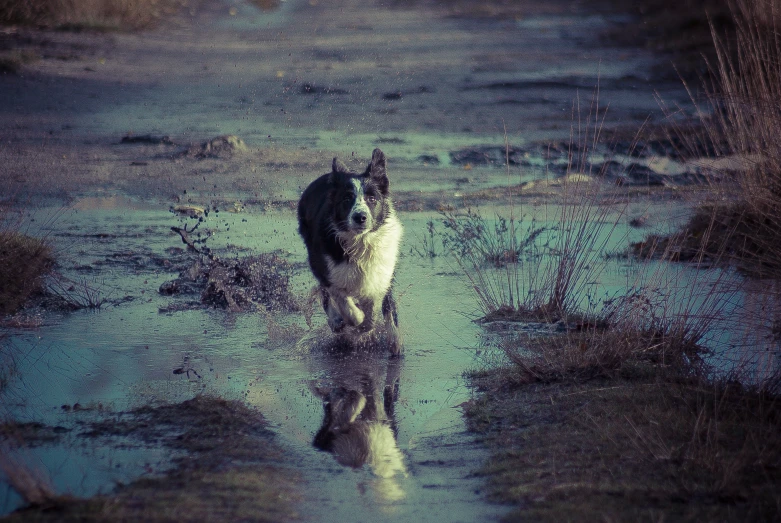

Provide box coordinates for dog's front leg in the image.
[340,295,365,327]
[322,287,346,332]
[328,289,365,328]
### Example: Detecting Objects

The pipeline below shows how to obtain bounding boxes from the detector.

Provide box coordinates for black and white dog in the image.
[298,148,403,355]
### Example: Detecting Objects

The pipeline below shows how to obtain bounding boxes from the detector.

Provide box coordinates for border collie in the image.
[298,148,403,355]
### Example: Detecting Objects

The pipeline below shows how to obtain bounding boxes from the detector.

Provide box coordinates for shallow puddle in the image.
[1,201,506,520]
[2,197,778,519]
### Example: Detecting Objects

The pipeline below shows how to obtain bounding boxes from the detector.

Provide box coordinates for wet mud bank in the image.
[2,396,302,522]
[0,0,693,204]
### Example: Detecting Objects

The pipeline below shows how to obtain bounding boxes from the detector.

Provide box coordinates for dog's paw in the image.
[354,319,375,334]
[328,315,346,332]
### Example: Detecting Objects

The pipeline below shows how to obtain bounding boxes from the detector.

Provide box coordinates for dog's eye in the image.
[342,195,353,203]
[366,195,377,204]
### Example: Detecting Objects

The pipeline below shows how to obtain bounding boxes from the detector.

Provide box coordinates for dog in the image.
[297,148,402,355]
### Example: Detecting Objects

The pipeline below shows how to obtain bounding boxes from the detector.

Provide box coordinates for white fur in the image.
[347,178,373,232]
[326,208,402,327]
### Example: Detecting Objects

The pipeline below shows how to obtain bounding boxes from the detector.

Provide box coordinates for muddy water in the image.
[3,195,776,519]
[1,202,506,520]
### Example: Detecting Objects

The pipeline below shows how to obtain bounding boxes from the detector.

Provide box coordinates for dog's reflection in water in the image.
[311,337,406,500]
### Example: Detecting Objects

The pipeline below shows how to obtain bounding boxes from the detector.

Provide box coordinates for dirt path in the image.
[1,0,692,520]
[0,0,687,204]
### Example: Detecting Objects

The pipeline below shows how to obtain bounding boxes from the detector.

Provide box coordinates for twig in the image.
[171,223,213,259]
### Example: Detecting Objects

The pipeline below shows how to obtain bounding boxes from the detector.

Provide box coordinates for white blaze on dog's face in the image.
[330,159,389,238]
[345,177,373,232]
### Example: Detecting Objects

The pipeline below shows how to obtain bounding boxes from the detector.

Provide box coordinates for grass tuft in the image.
[660,0,781,279]
[0,231,54,315]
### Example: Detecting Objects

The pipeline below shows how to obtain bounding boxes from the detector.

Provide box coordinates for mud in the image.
[2,397,301,523]
[0,0,737,520]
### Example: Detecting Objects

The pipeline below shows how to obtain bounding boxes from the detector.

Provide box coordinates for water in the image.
[1,202,501,520]
[3,197,780,519]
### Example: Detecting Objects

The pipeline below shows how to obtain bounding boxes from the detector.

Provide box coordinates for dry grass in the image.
[0,452,56,507]
[465,372,781,521]
[0,230,53,315]
[0,0,185,31]
[658,0,781,279]
[462,5,781,517]
[443,97,632,324]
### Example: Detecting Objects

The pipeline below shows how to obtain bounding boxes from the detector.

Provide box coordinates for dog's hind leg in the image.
[382,291,402,356]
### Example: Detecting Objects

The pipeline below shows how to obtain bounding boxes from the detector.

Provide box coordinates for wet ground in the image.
[0,0,722,520]
[0,0,701,204]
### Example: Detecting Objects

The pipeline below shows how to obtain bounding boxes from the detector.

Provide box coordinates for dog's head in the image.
[329,148,392,237]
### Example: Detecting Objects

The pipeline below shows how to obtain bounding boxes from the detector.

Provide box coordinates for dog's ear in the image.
[367,148,389,193]
[328,157,349,185]
[332,157,349,174]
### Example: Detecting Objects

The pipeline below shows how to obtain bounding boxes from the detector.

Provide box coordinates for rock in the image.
[171,204,206,218]
[449,146,525,166]
[418,154,439,165]
[183,135,247,159]
[595,160,668,186]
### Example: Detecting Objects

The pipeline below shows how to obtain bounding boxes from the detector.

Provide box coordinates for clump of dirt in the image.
[159,251,299,312]
[448,139,715,187]
[449,145,526,167]
[0,421,71,446]
[82,396,274,460]
[4,396,300,522]
[180,135,248,159]
[119,134,176,146]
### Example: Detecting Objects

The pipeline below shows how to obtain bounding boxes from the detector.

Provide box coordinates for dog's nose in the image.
[353,212,368,225]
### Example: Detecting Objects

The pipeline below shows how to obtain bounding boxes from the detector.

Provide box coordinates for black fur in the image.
[297,148,402,353]
[298,153,390,284]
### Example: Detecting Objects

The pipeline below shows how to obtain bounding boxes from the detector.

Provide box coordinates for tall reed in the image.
[443,94,631,322]
[667,0,781,278]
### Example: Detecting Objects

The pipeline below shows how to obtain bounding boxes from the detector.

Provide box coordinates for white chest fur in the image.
[327,213,402,301]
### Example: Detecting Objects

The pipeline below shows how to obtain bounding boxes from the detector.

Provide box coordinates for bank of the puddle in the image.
[463,367,781,521]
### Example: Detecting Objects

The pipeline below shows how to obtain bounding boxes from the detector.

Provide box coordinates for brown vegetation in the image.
[465,371,781,521]
[461,2,781,518]
[0,231,53,315]
[0,0,185,31]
